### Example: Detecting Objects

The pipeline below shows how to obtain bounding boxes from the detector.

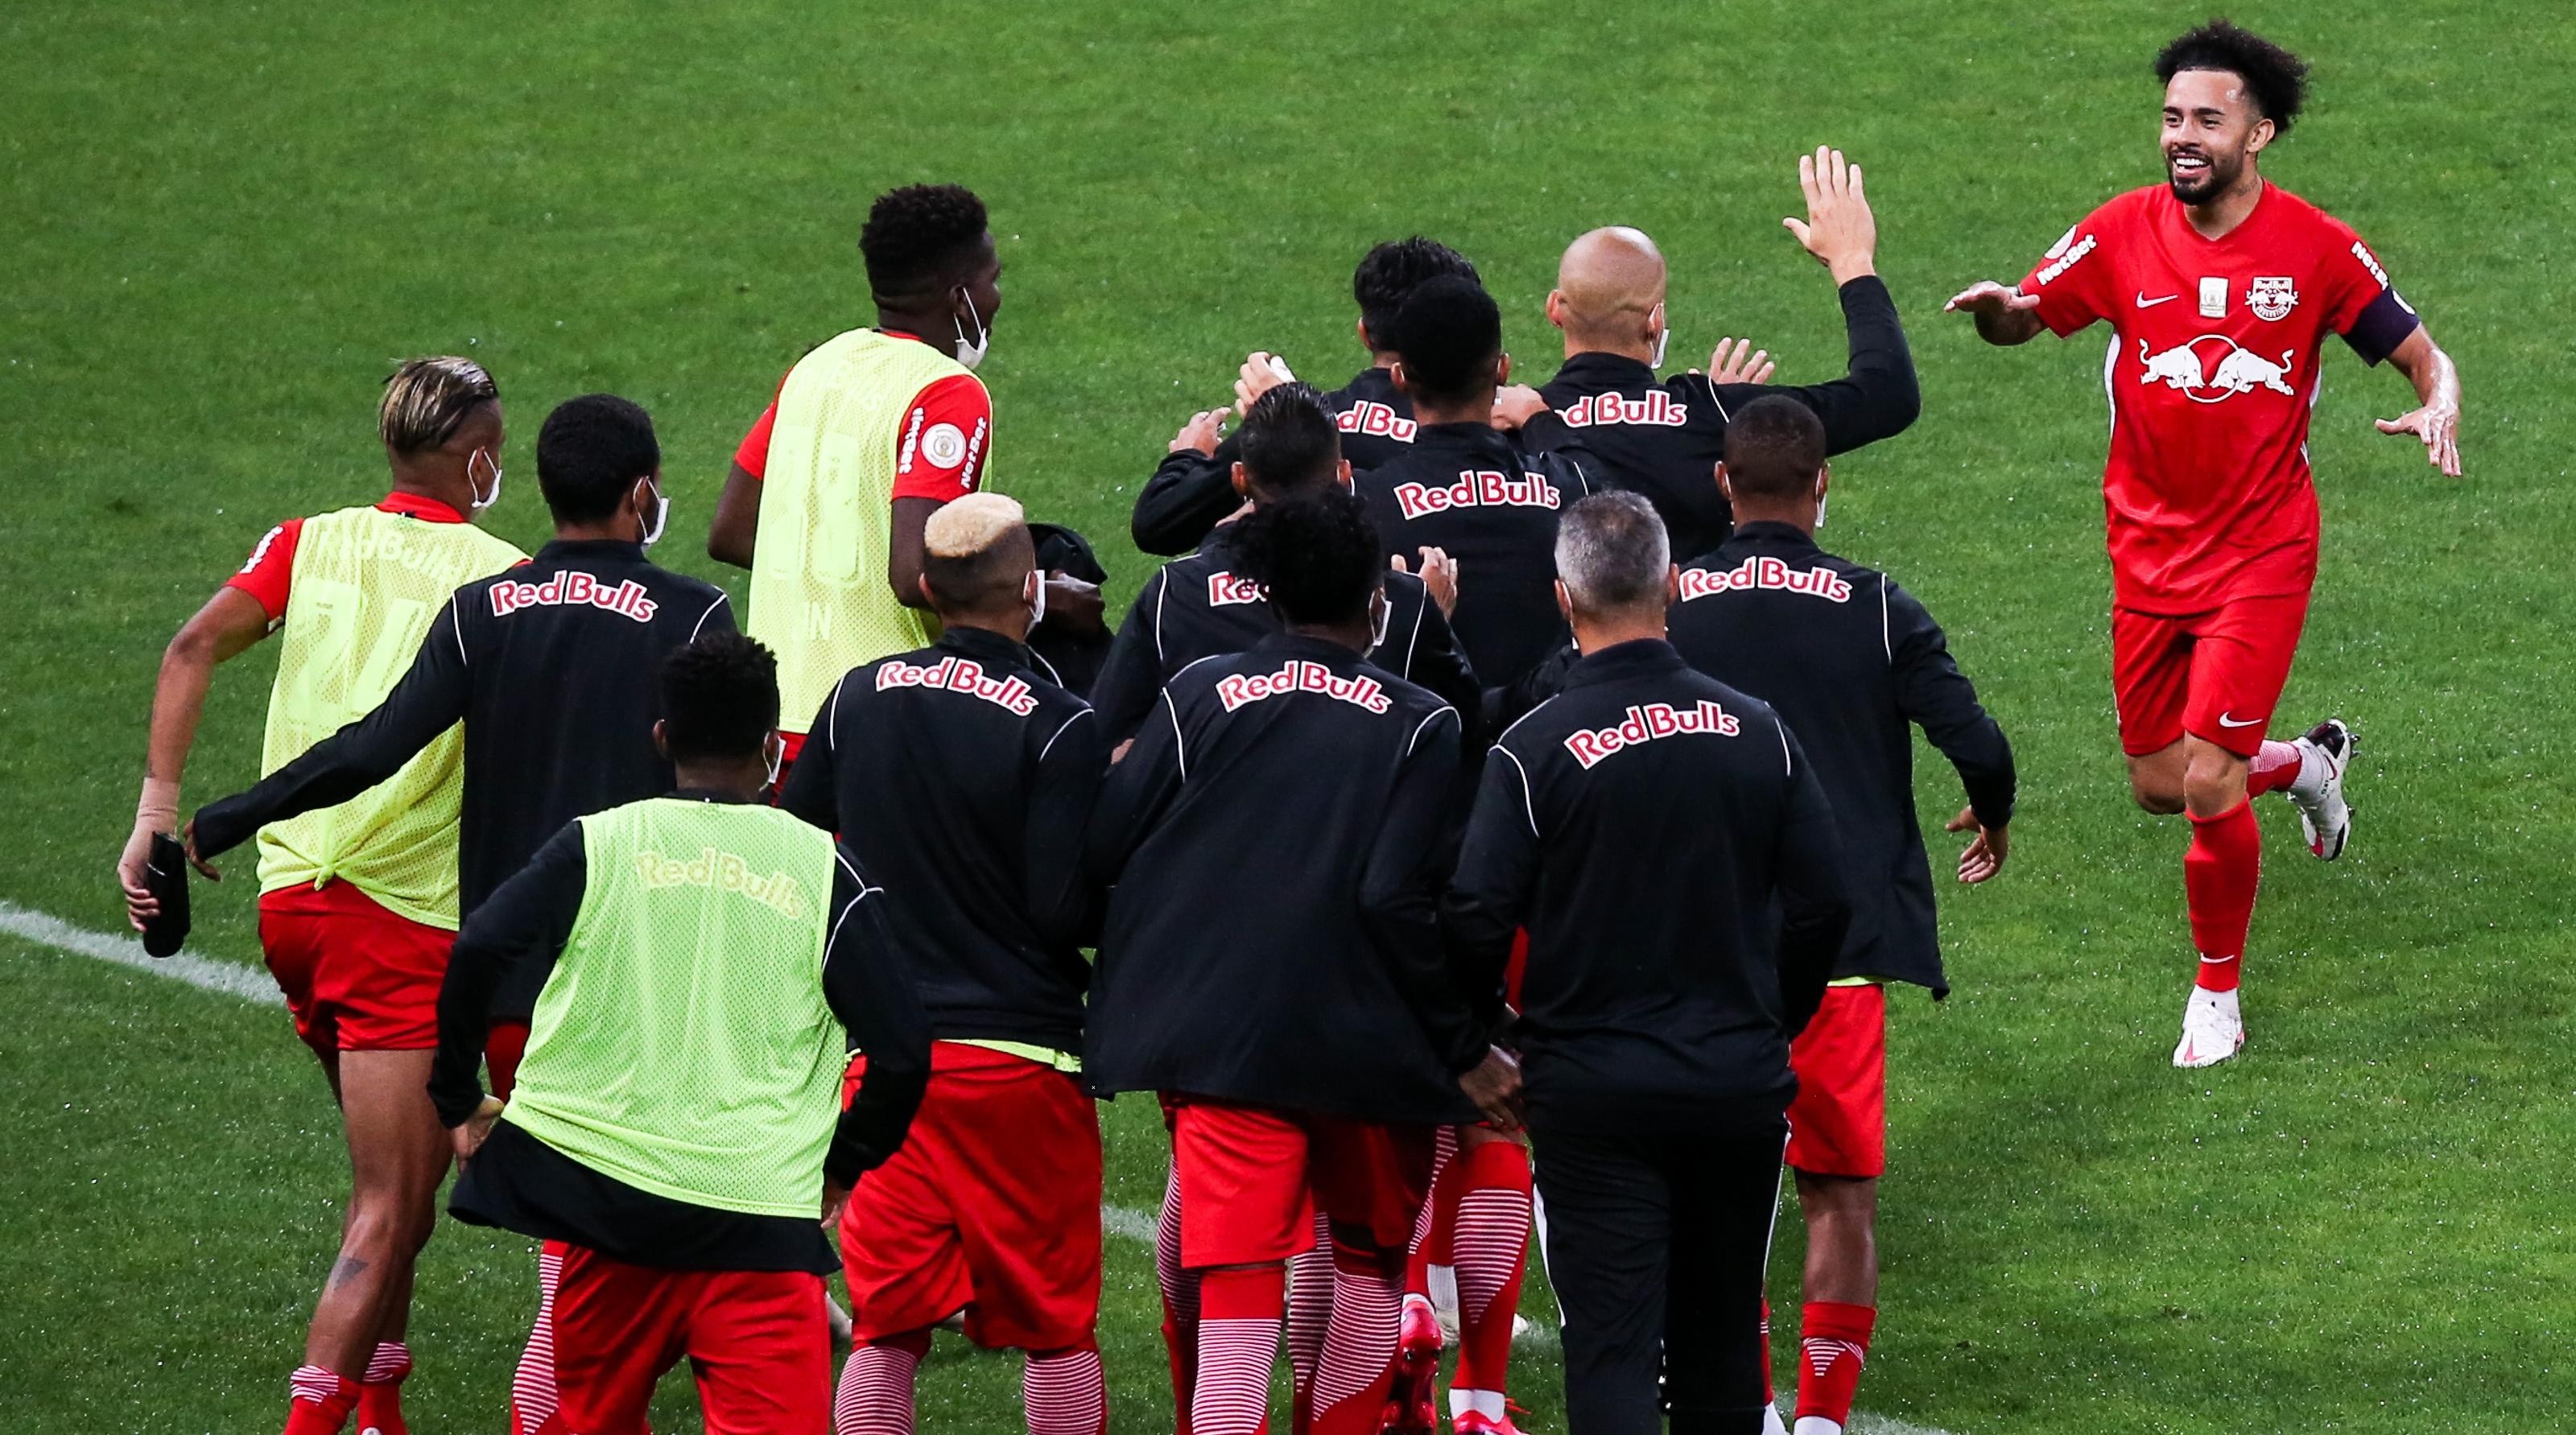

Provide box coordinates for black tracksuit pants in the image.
[1533,1116,1790,1435]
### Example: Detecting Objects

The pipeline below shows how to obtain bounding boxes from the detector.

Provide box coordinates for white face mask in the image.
[637,480,669,549]
[954,290,991,370]
[1647,301,1670,370]
[1026,569,1046,627]
[1367,588,1391,652]
[762,733,784,791]
[468,449,504,511]
[1814,483,1829,532]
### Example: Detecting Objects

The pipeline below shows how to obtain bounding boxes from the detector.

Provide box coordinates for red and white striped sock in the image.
[1024,1342,1108,1435]
[1450,1140,1531,1405]
[1286,1211,1333,1430]
[1193,1265,1284,1435]
[354,1342,411,1435]
[1793,1301,1875,1435]
[283,1366,360,1435]
[1155,1166,1202,1435]
[836,1330,930,1435]
[510,1244,565,1435]
[1403,1126,1461,1300]
[2247,739,2306,797]
[1312,1240,1402,1435]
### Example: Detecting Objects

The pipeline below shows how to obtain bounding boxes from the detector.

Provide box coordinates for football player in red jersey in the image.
[1945,19,2461,1070]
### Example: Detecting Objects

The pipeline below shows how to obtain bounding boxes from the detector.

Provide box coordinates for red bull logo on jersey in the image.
[873,655,1038,715]
[2136,336,2299,403]
[632,847,808,920]
[1340,400,1417,442]
[1563,701,1742,769]
[489,571,659,622]
[1393,469,1563,522]
[1207,571,1265,607]
[1676,556,1853,604]
[1556,390,1688,428]
[1216,659,1392,715]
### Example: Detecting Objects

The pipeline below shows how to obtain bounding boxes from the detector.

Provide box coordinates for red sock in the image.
[1195,1265,1284,1435]
[2184,800,2261,992]
[355,1342,410,1435]
[1403,1128,1462,1298]
[1760,1299,1776,1404]
[1025,1341,1108,1435]
[1312,1242,1402,1435]
[1286,1212,1332,1431]
[1794,1302,1875,1432]
[1156,1169,1202,1435]
[510,1245,565,1435]
[2246,740,2305,797]
[837,1328,931,1435]
[283,1367,361,1435]
[1449,1140,1530,1399]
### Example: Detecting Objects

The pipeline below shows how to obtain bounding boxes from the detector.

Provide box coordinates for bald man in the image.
[780,493,1111,1435]
[1501,150,1921,563]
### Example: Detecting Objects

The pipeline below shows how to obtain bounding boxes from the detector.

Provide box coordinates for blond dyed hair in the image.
[379,357,499,454]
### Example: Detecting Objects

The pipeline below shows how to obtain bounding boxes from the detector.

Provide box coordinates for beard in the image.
[2167,146,2244,204]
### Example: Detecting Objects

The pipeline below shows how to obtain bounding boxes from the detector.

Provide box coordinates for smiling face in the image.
[2161,67,2272,204]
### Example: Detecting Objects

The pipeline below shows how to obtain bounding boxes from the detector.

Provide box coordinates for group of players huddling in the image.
[115,20,2462,1435]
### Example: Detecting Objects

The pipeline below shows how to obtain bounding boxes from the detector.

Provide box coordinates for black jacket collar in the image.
[535,538,650,563]
[1722,521,1818,552]
[1564,637,1690,690]
[1549,351,1658,390]
[936,624,1035,671]
[1409,420,1519,460]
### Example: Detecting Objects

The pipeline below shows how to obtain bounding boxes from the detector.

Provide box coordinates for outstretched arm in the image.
[2376,326,2462,476]
[1942,281,2046,346]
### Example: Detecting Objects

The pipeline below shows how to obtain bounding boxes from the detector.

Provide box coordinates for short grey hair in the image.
[1554,491,1670,612]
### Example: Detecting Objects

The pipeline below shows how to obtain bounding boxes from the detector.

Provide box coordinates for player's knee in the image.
[2182,751,2250,815]
[2128,769,2186,814]
[1794,1172,1878,1223]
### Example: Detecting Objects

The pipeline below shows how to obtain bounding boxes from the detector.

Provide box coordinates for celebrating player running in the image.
[1946,20,2462,1067]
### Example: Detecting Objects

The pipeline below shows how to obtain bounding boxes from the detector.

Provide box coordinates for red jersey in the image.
[732,332,991,503]
[2020,181,2418,613]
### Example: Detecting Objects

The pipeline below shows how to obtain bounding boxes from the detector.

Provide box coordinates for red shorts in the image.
[1785,984,1886,1179]
[1166,1095,1433,1268]
[837,1044,1103,1350]
[551,1243,828,1435]
[257,882,452,1054]
[2110,589,2310,759]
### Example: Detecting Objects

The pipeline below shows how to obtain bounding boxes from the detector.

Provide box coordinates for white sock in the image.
[1451,1388,1505,1421]
[1794,1417,1846,1435]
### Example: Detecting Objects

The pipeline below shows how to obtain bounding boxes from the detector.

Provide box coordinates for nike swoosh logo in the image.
[2217,712,2264,728]
[2135,294,2178,308]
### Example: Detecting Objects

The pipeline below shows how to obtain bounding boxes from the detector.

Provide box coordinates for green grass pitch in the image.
[3,1,2570,1430]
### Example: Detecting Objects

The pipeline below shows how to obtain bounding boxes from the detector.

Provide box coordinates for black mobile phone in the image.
[140,832,191,959]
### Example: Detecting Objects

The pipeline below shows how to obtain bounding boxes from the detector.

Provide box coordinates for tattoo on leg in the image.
[331,1256,373,1289]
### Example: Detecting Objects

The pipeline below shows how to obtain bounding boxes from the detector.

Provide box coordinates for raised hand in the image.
[1169,409,1225,456]
[1394,547,1458,620]
[1490,384,1550,431]
[1234,352,1295,416]
[1783,146,1876,283]
[1698,337,1777,386]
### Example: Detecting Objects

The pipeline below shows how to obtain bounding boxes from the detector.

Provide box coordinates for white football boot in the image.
[2171,985,2245,1069]
[2285,719,2355,860]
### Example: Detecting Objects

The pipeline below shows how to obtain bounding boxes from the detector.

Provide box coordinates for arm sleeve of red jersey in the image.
[2329,228,2422,366]
[2018,207,2118,337]
[223,518,303,623]
[731,371,791,480]
[889,374,993,502]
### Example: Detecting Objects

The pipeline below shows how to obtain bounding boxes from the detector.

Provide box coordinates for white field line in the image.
[2,901,1956,1433]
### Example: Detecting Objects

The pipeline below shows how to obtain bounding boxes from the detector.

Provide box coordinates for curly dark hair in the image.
[1352,237,1480,351]
[660,632,779,762]
[2156,19,2309,134]
[536,394,659,523]
[861,183,990,299]
[1229,490,1384,629]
